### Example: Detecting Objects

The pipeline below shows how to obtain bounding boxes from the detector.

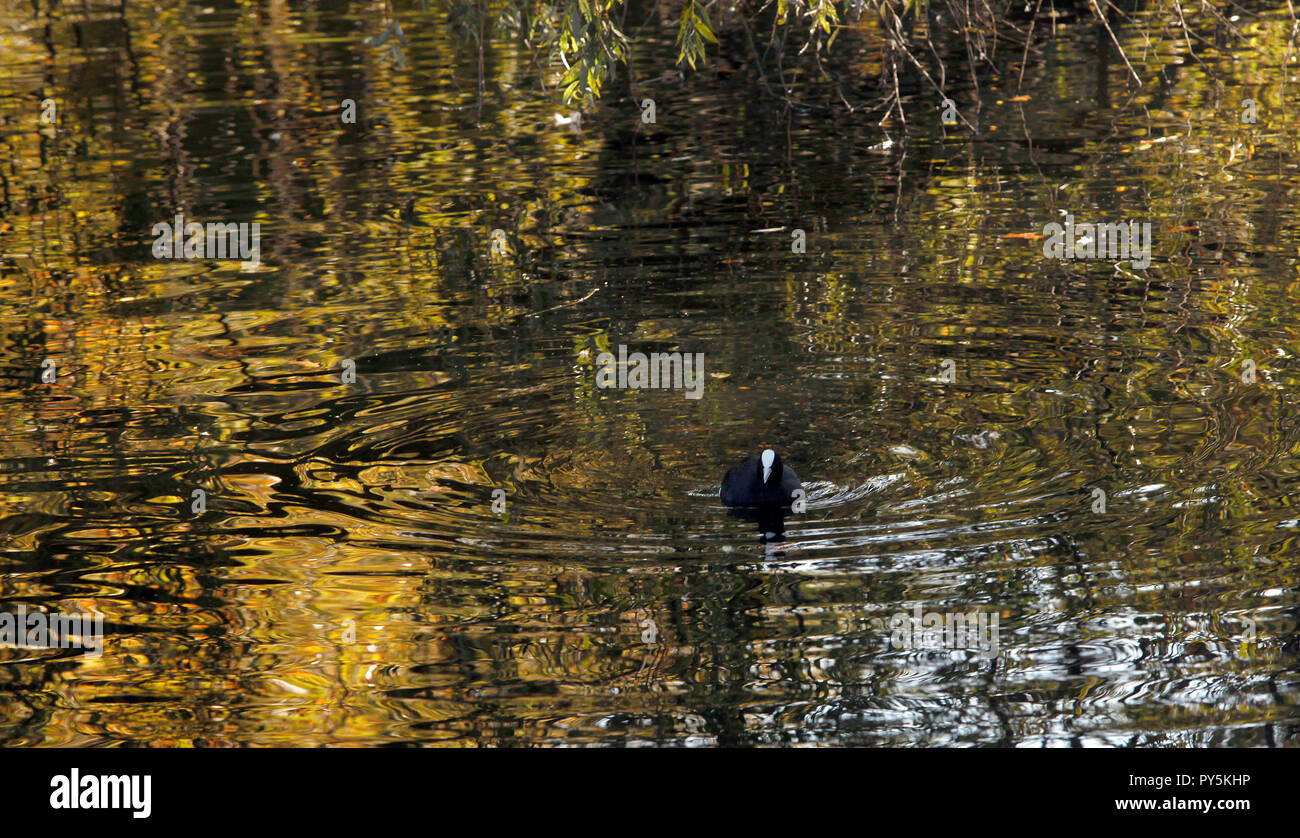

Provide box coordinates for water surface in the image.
[1,1,1299,746]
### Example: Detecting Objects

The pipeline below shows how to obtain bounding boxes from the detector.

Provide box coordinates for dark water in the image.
[2,1,1299,746]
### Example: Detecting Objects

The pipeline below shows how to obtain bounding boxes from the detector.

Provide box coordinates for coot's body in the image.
[720,449,801,507]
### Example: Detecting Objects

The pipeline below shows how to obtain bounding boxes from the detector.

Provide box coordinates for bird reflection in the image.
[726,505,790,544]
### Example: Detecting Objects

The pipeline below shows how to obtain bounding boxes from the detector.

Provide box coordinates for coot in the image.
[720,449,801,507]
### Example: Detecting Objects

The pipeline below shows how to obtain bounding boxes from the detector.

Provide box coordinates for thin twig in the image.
[1089,0,1141,84]
[524,286,602,318]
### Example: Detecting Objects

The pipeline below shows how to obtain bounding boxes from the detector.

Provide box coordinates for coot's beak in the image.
[761,449,776,485]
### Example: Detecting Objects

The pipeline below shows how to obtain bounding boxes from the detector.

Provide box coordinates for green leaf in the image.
[695,7,718,44]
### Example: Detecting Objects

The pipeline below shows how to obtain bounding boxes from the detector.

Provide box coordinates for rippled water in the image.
[2,1,1299,746]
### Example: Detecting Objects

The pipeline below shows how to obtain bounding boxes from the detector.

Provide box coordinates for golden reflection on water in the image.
[0,1,1298,746]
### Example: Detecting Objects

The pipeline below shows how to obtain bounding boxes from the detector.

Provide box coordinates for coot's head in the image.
[759,448,782,485]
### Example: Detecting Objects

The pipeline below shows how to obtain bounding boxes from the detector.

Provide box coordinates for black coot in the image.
[720,449,801,507]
